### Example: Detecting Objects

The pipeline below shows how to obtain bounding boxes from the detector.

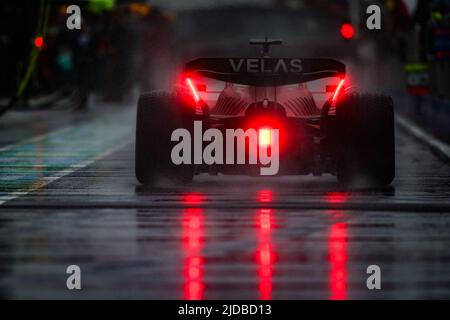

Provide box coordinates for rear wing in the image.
[184,58,345,87]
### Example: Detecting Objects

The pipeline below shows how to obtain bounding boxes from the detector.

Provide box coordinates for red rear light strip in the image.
[332,79,345,104]
[186,78,200,102]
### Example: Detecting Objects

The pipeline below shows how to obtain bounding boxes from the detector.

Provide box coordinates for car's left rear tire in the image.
[135,91,194,185]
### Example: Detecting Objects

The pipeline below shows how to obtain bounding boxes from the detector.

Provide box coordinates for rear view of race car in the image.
[135,39,395,187]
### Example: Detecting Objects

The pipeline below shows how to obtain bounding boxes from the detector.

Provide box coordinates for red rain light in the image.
[34,36,44,48]
[259,128,271,147]
[196,84,207,92]
[340,23,355,40]
[332,79,345,104]
[186,78,200,102]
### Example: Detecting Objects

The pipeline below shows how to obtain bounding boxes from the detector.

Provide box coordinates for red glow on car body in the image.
[247,117,287,153]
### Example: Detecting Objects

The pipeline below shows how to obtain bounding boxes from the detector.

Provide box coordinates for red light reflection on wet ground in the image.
[182,208,205,300]
[325,192,349,204]
[258,190,274,203]
[183,192,206,206]
[329,222,348,300]
[257,208,274,300]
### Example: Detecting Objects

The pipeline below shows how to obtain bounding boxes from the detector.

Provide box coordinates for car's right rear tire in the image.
[135,91,194,185]
[336,93,395,187]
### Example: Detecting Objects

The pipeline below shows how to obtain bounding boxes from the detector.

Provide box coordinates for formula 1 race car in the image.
[136,39,395,187]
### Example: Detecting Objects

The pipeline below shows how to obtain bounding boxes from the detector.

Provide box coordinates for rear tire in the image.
[135,91,194,185]
[336,93,395,187]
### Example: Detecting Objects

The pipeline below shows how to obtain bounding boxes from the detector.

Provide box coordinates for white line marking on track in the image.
[395,113,450,161]
[0,125,76,153]
[0,139,132,205]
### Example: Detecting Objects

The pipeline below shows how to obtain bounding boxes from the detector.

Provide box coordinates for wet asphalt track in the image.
[1,101,450,300]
